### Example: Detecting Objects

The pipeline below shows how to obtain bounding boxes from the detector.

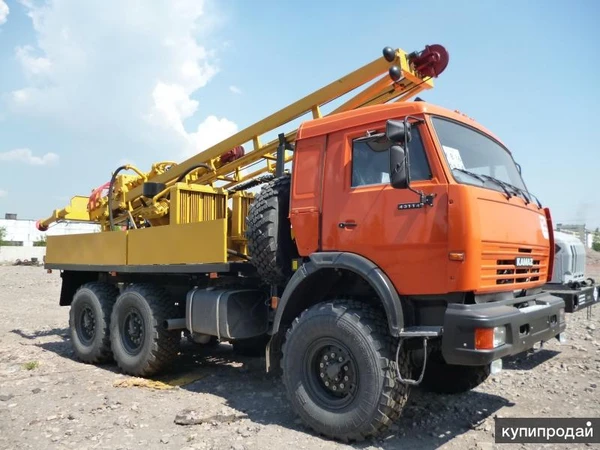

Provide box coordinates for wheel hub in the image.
[78,306,96,344]
[316,345,356,397]
[122,309,145,354]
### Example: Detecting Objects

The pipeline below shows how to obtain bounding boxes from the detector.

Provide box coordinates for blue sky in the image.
[0,0,599,228]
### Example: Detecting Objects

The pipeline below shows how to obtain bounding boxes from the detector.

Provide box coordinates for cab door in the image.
[320,119,450,295]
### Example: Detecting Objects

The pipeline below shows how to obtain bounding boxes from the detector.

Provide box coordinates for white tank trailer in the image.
[543,231,599,312]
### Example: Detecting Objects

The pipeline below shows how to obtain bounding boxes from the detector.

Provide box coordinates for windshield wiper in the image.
[453,168,487,183]
[477,174,513,200]
[529,192,542,208]
[505,182,543,208]
[502,182,531,205]
[453,168,540,206]
[453,168,512,199]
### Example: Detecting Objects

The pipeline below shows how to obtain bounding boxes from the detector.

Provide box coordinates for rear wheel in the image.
[69,282,118,364]
[110,284,180,377]
[281,301,411,442]
[420,350,491,394]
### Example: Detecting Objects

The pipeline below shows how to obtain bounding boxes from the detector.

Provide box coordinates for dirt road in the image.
[1,266,599,450]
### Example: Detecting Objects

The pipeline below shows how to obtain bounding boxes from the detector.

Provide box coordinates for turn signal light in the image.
[475,326,506,349]
[475,328,494,349]
[271,296,280,309]
[448,252,465,261]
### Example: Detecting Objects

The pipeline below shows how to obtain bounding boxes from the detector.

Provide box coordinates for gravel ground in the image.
[0,266,599,450]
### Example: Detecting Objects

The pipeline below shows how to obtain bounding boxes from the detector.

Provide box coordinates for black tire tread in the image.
[111,284,180,377]
[281,300,410,442]
[70,281,118,364]
[246,174,294,285]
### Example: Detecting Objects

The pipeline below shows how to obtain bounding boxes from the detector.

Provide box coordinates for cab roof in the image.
[297,101,508,151]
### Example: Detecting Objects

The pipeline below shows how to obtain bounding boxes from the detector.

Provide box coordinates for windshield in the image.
[431,117,527,192]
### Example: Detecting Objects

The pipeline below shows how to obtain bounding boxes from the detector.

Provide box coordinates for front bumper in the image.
[543,283,599,313]
[442,292,566,366]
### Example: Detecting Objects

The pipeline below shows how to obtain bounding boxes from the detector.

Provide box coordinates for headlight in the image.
[559,307,565,323]
[594,287,599,302]
[493,326,507,347]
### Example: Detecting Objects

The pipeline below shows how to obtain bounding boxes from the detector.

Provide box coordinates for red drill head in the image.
[408,44,449,78]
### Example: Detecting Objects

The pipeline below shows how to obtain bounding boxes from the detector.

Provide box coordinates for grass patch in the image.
[23,361,39,370]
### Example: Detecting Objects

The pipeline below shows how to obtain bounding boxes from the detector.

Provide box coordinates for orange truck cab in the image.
[275,100,565,371]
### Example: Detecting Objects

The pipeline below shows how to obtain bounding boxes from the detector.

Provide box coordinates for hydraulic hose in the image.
[176,163,212,183]
[108,165,129,230]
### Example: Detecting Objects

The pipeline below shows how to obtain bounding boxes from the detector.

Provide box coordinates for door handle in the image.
[338,222,358,229]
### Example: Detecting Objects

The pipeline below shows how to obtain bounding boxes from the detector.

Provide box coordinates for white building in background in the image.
[0,213,100,247]
[554,223,594,250]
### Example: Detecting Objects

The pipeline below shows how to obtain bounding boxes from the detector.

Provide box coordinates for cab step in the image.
[399,326,443,338]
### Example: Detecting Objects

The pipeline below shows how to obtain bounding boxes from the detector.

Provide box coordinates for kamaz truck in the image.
[37,43,566,441]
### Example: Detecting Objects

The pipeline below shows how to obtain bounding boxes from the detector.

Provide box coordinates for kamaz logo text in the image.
[515,257,534,267]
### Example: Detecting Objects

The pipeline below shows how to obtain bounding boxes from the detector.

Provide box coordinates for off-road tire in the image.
[69,282,118,364]
[281,300,411,442]
[110,284,180,377]
[232,334,270,357]
[246,174,297,286]
[420,350,491,394]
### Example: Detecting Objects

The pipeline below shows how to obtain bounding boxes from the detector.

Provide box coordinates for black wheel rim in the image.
[77,305,96,345]
[122,308,145,355]
[303,338,359,410]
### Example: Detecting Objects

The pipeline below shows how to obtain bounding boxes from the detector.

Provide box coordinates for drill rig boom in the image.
[38,44,449,264]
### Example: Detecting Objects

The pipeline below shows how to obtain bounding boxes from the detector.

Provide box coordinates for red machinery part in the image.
[544,207,555,283]
[408,44,449,78]
[35,220,48,232]
[88,181,110,211]
[220,146,245,165]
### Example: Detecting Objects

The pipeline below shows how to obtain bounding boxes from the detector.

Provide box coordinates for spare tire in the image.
[246,174,297,286]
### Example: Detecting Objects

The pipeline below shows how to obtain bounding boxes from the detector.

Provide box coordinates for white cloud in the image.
[9,0,235,161]
[187,115,238,157]
[0,148,59,166]
[0,1,8,26]
[229,85,241,94]
[0,189,7,198]
[16,45,52,78]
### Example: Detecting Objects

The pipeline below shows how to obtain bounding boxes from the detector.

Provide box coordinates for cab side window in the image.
[351,127,431,187]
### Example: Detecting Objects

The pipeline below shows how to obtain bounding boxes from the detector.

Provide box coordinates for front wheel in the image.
[281,301,411,442]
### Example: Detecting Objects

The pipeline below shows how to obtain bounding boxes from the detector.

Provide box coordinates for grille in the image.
[176,190,227,224]
[239,196,254,236]
[481,244,548,288]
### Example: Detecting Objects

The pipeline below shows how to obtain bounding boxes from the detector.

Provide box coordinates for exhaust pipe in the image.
[163,318,186,330]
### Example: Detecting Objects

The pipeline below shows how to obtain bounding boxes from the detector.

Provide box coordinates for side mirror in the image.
[389,145,408,189]
[386,120,412,144]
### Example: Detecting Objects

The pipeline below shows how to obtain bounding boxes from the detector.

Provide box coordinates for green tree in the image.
[593,227,600,252]
[33,235,47,247]
[0,226,6,246]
